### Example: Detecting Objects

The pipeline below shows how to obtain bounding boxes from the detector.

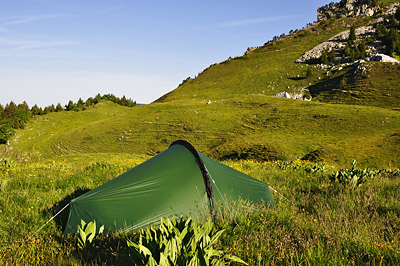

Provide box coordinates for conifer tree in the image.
[48,104,56,112]
[66,100,75,111]
[4,102,17,119]
[56,103,63,112]
[0,104,4,119]
[31,104,43,116]
[320,48,329,64]
[349,25,356,43]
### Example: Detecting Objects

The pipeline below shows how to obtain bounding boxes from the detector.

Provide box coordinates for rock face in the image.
[370,53,400,63]
[317,0,379,21]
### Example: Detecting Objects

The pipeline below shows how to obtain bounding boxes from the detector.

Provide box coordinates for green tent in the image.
[64,140,274,234]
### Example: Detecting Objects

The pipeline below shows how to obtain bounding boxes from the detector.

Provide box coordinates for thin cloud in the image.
[191,15,300,31]
[14,41,77,50]
[219,15,300,27]
[0,36,77,58]
[3,14,62,25]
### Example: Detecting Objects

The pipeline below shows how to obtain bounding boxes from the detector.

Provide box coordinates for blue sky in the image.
[1,0,330,107]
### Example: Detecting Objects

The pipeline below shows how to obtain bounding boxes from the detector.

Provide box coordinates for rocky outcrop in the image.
[317,0,379,21]
[369,53,400,63]
[273,89,312,101]
[295,25,375,63]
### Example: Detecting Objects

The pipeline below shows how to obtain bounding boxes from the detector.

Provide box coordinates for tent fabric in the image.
[64,140,274,234]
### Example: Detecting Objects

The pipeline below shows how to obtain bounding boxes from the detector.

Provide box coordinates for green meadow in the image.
[0,156,399,265]
[1,1,400,264]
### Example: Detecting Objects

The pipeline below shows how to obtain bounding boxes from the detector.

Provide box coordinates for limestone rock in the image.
[370,53,399,63]
[317,0,379,21]
[273,88,312,101]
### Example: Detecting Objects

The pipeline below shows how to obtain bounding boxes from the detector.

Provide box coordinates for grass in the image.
[311,63,400,109]
[3,97,400,168]
[0,157,398,265]
[155,16,374,103]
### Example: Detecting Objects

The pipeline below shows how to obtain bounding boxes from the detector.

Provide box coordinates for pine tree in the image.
[4,102,17,119]
[48,104,56,112]
[0,120,15,144]
[66,100,75,111]
[386,28,400,55]
[56,103,64,112]
[395,7,400,21]
[85,97,93,107]
[376,23,387,38]
[320,48,329,64]
[31,104,42,115]
[349,25,356,43]
[0,104,4,120]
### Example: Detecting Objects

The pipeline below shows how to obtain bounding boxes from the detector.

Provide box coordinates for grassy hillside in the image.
[2,102,130,161]
[311,62,400,108]
[155,16,374,103]
[2,96,400,168]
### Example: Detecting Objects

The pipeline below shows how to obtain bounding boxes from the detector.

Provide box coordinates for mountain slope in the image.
[156,16,374,103]
[3,97,400,168]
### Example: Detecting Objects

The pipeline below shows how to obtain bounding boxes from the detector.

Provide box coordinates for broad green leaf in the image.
[139,243,153,257]
[209,229,224,246]
[80,219,86,228]
[159,253,171,266]
[86,221,96,243]
[223,254,248,265]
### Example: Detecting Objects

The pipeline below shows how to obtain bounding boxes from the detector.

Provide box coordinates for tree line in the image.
[0,93,136,144]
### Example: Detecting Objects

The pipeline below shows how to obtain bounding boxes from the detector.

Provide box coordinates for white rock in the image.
[369,53,399,63]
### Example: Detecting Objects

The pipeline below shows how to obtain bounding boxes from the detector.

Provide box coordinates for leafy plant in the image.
[127,217,247,266]
[84,161,115,172]
[1,157,16,168]
[77,219,104,249]
[329,160,377,188]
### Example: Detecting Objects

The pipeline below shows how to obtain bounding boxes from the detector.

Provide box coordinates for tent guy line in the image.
[24,202,71,243]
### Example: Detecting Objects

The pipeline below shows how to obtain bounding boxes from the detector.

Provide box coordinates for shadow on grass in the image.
[308,74,343,97]
[45,188,90,233]
[288,76,307,81]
